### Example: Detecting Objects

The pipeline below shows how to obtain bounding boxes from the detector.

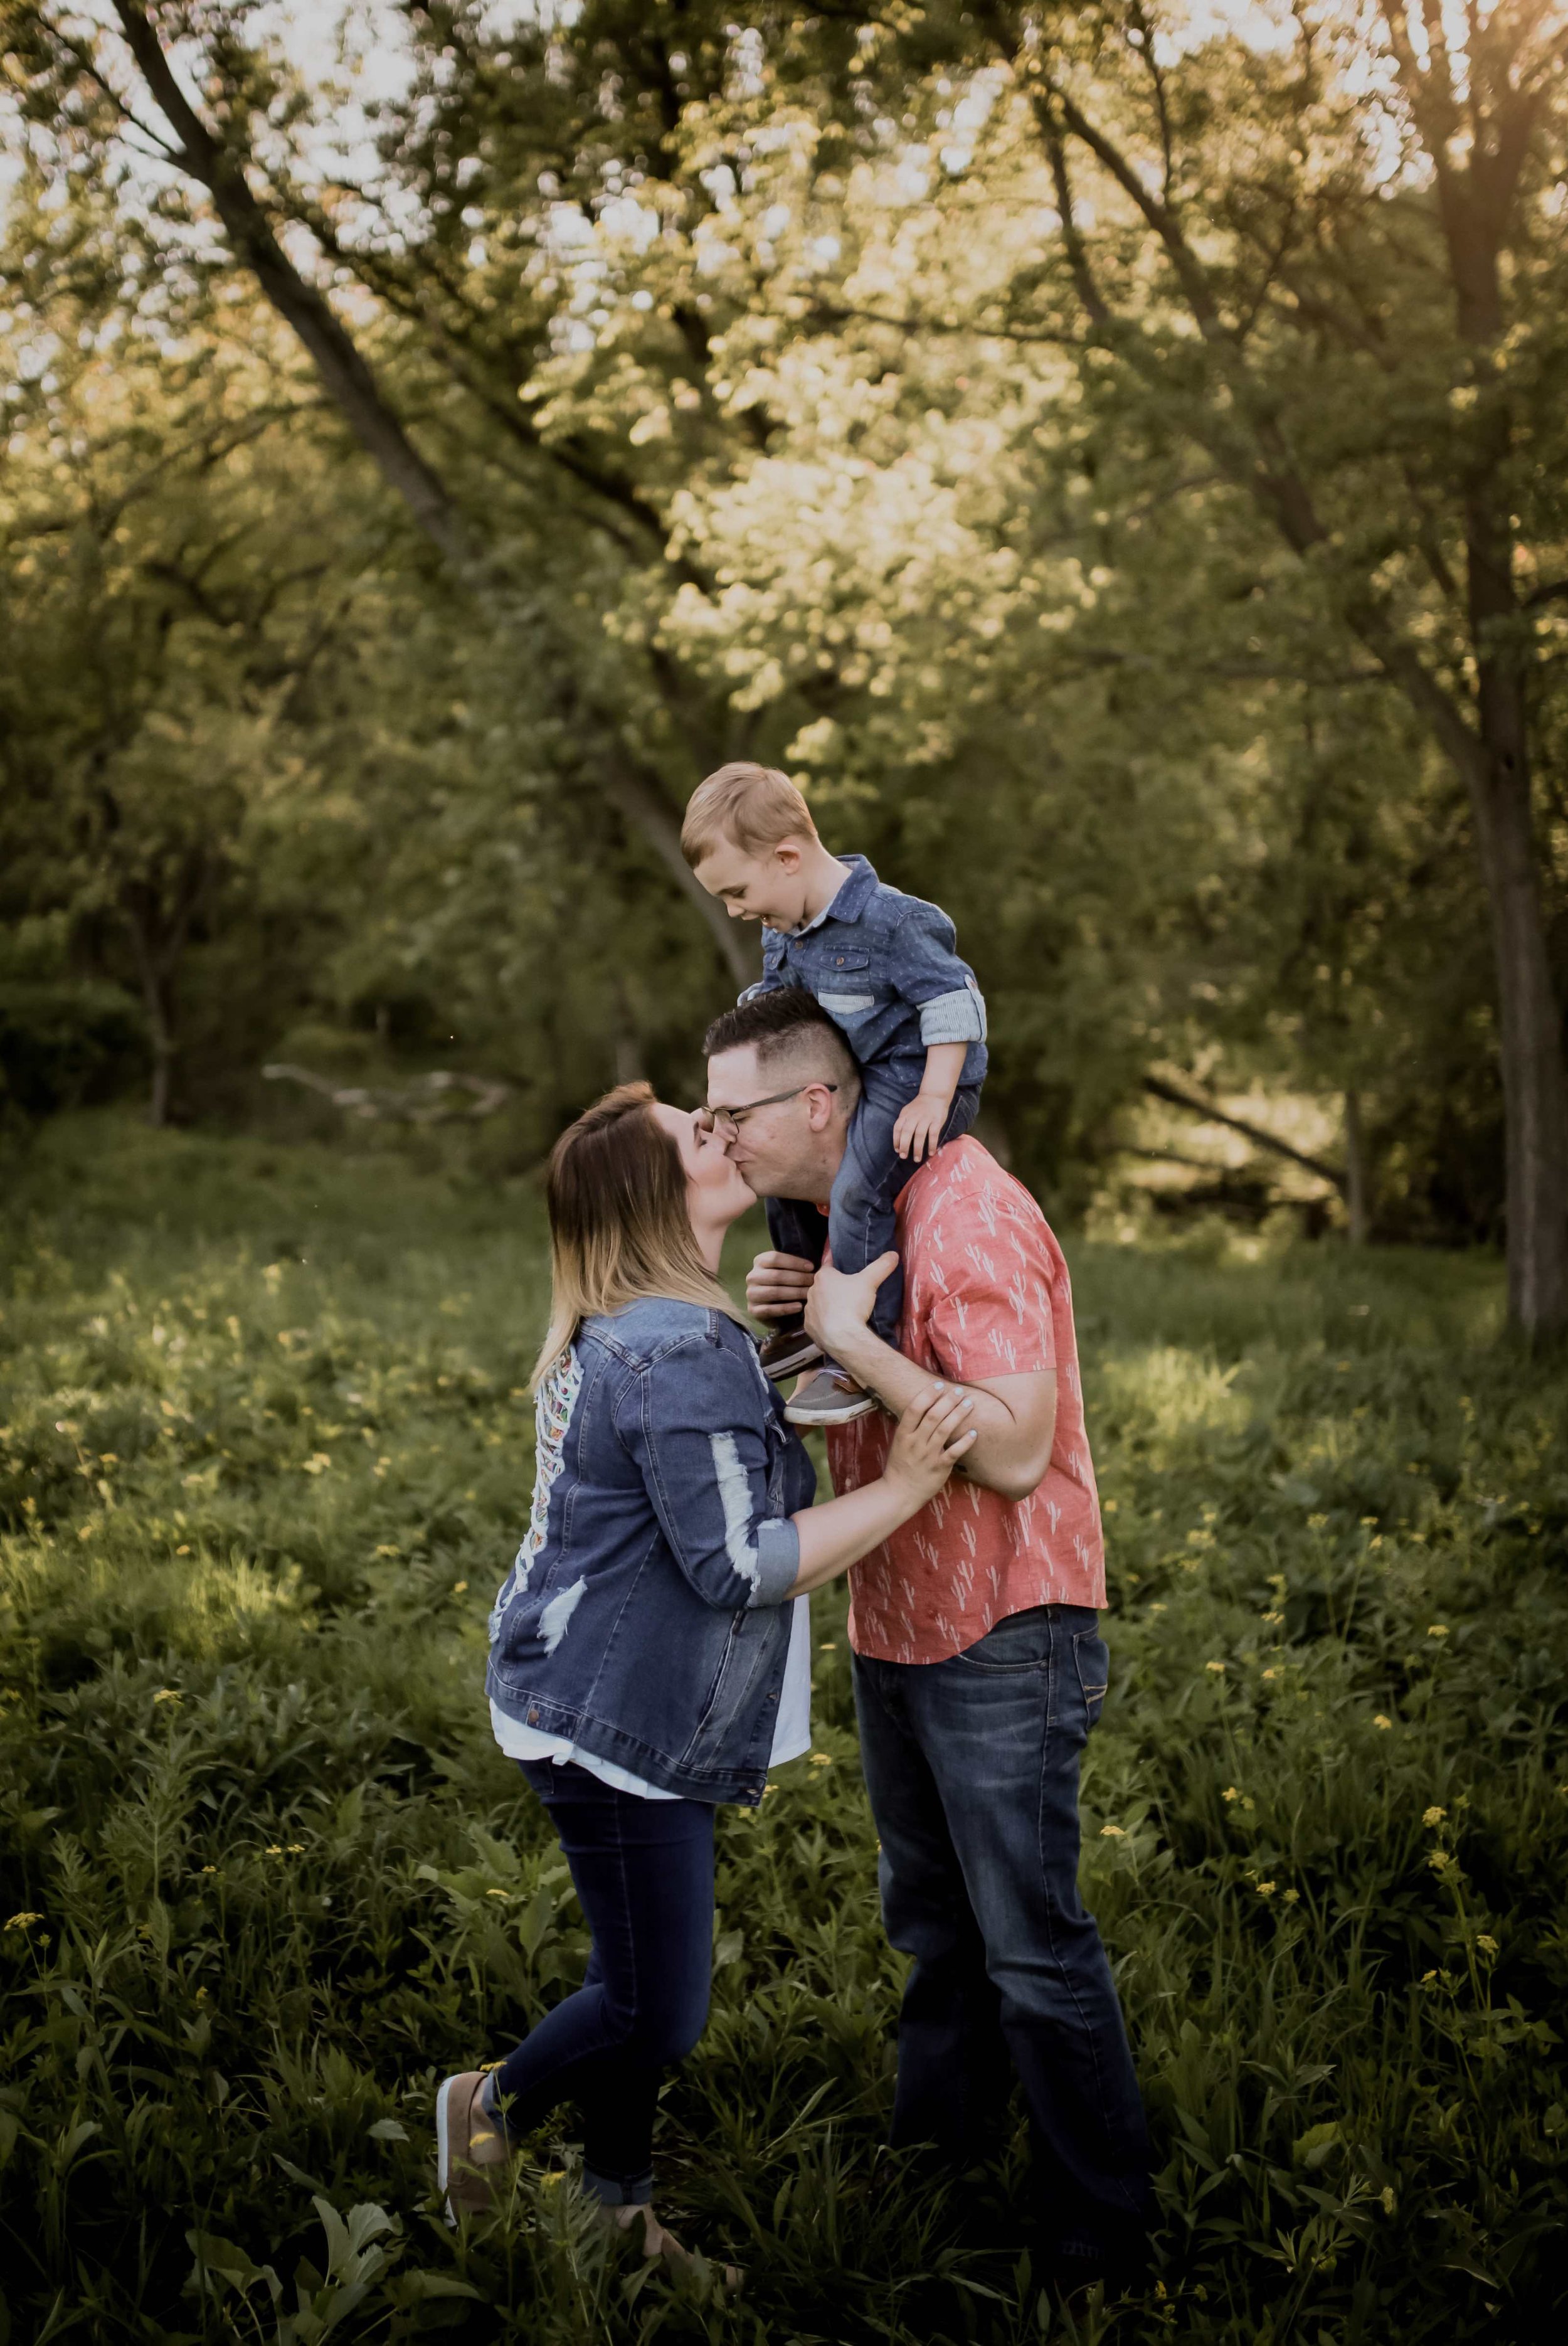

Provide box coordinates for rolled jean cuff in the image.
[747,1517,801,1607]
[583,2165,654,2208]
[917,985,986,1044]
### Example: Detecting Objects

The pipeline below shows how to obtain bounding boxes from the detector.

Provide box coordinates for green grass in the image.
[1,1111,1565,2344]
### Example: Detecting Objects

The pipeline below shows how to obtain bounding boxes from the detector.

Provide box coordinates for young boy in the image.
[682,761,987,1428]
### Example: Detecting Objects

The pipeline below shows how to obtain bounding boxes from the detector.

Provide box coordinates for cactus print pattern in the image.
[826,1137,1105,1663]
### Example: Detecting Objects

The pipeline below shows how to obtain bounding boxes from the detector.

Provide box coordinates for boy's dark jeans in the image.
[765,1070,982,1343]
[492,1761,714,2202]
[852,1605,1151,2259]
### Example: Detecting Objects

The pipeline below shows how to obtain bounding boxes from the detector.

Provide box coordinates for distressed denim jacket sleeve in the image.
[614,1333,801,1611]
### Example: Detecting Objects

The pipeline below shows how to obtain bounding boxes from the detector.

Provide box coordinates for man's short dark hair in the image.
[704,987,859,1095]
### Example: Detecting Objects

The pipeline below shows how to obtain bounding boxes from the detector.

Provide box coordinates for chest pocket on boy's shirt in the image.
[814,948,876,1022]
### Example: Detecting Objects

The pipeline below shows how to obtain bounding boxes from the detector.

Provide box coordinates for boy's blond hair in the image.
[681,761,818,868]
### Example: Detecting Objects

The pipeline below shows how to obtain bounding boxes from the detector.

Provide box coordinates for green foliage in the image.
[1,1117,1564,2341]
[5,1,1564,1241]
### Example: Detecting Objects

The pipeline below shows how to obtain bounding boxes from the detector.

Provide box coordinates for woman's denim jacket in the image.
[486,1298,816,1804]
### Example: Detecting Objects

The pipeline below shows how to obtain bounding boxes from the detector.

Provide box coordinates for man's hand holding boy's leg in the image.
[749,1250,830,1384]
[746,1250,818,1322]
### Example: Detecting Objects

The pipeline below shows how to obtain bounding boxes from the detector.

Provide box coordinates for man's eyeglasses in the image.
[696,1082,838,1141]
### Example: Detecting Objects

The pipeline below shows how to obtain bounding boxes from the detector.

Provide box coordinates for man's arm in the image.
[750,1251,1056,1502]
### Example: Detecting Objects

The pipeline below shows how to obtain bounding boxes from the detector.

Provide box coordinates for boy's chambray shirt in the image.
[744,854,987,1086]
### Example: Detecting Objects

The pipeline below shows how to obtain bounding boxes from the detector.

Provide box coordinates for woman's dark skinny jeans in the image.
[489,1761,714,2205]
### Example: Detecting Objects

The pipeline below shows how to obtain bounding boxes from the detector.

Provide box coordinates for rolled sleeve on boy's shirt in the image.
[615,1335,803,1611]
[918,985,987,1046]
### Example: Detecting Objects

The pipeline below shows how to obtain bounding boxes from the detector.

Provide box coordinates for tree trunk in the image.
[1343,1091,1370,1246]
[1472,736,1568,1332]
[1459,339,1568,1332]
[109,0,753,995]
[137,962,175,1129]
[599,753,753,991]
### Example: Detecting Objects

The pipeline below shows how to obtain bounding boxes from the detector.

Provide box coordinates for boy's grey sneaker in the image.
[785,1366,879,1426]
[758,1325,824,1380]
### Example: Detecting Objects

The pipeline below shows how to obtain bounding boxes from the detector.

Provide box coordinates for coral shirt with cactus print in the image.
[826,1136,1106,1665]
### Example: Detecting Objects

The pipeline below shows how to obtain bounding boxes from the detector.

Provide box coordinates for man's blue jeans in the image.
[852,1605,1150,2256]
[765,1068,982,1342]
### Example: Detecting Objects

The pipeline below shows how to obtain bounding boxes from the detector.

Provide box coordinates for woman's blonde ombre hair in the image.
[530,1081,746,1388]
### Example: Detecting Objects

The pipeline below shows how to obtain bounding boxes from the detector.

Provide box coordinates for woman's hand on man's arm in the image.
[782,1383,976,1597]
[799,1256,1056,1503]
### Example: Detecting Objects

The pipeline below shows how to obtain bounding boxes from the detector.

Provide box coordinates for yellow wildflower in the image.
[1426,1623,1449,1638]
[1374,1714,1392,1729]
[4,1912,43,1931]
[809,1752,834,1767]
[1422,1805,1446,1827]
[1099,1825,1126,1838]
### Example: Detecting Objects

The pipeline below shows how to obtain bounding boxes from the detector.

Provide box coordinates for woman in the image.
[436,1081,975,2266]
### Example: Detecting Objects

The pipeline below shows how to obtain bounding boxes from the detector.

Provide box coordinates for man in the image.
[702,986,1150,2291]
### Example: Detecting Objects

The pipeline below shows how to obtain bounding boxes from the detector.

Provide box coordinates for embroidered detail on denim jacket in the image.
[488,1346,581,1643]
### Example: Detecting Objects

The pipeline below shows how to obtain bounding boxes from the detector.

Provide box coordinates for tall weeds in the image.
[1,1115,1564,2342]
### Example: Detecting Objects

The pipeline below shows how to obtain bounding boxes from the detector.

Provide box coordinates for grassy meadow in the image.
[1,1113,1565,2345]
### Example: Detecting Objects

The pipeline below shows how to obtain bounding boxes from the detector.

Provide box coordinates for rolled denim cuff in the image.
[748,1517,801,1607]
[583,2165,654,2208]
[918,985,986,1044]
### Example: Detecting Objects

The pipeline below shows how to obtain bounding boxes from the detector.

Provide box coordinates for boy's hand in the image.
[746,1250,817,1321]
[893,1091,953,1164]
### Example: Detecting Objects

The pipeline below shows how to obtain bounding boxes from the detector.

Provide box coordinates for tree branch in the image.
[103,0,750,987]
[1142,1073,1346,1191]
